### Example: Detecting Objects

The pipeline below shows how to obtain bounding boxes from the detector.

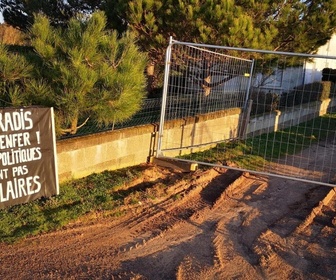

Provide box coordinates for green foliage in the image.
[100,0,336,95]
[249,81,335,116]
[2,1,336,59]
[250,90,280,116]
[110,1,336,56]
[2,1,336,96]
[92,32,148,125]
[280,81,333,108]
[0,12,147,135]
[0,43,34,106]
[29,11,147,134]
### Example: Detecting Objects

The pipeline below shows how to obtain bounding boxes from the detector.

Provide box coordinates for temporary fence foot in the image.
[149,157,198,172]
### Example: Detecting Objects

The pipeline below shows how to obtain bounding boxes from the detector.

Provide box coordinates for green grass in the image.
[1,114,335,243]
[0,167,143,243]
[247,113,336,160]
[184,113,336,170]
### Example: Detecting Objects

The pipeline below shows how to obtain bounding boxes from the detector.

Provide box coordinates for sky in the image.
[0,13,3,23]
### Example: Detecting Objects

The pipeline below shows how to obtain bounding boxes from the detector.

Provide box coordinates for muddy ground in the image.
[0,144,335,280]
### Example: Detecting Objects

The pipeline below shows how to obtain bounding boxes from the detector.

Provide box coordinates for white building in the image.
[255,34,336,94]
[304,33,336,84]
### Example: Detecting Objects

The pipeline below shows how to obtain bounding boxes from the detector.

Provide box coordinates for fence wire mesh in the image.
[163,43,253,120]
[60,98,162,139]
[157,39,336,187]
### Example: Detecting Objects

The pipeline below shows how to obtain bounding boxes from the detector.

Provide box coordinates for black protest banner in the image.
[0,107,59,209]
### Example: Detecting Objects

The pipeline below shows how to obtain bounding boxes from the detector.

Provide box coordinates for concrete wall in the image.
[57,124,158,182]
[159,108,242,157]
[56,97,336,183]
[247,98,336,137]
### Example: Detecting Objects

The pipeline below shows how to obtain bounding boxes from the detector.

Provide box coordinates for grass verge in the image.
[0,167,144,243]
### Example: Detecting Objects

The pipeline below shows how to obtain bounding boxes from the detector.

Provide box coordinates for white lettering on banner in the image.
[0,169,9,179]
[0,176,41,202]
[0,110,43,205]
[12,165,28,177]
[0,110,33,132]
[0,147,42,166]
[0,107,58,208]
[0,132,31,149]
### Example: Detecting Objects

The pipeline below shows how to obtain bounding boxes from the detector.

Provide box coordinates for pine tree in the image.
[0,43,33,106]
[2,0,336,95]
[29,11,147,134]
[3,0,336,54]
[101,0,336,94]
[0,23,26,45]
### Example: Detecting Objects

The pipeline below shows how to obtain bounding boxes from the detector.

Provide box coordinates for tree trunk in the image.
[147,62,155,94]
[70,115,78,134]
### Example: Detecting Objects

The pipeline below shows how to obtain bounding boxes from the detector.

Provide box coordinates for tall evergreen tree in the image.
[29,11,147,134]
[2,1,335,54]
[0,43,33,106]
[101,0,336,93]
[2,0,336,94]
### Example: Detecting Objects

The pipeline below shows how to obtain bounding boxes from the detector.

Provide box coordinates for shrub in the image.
[322,68,336,83]
[280,81,333,108]
[250,89,279,115]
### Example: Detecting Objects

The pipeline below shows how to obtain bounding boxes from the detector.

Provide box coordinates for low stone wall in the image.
[56,97,336,183]
[56,124,158,182]
[247,98,336,136]
[159,108,242,157]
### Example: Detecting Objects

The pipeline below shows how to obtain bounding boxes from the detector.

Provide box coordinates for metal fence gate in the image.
[156,38,336,187]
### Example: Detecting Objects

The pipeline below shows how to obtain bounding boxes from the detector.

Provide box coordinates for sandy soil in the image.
[0,144,335,280]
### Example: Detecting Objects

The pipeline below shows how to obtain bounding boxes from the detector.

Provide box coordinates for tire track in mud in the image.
[109,168,244,279]
[244,184,336,280]
[144,173,334,279]
[106,168,336,280]
[113,168,241,248]
[231,180,335,280]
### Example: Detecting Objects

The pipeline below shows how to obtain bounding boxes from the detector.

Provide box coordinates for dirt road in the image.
[0,150,335,279]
